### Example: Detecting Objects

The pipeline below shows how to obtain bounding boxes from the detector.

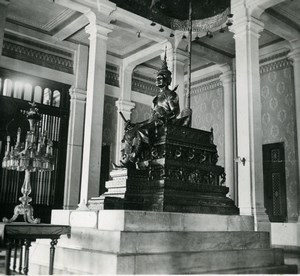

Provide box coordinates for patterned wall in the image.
[191,80,225,167]
[260,58,298,220]
[102,95,118,165]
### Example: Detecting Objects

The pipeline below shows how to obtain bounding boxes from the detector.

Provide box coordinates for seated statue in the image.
[115,52,190,168]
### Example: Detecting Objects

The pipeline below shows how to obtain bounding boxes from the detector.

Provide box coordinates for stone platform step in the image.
[210,264,298,274]
[97,210,254,232]
[53,228,270,254]
[30,245,295,275]
[124,248,285,274]
[34,210,292,275]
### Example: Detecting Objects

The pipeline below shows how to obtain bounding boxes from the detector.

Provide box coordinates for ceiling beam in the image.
[261,12,300,42]
[111,8,172,41]
[190,64,224,82]
[193,42,232,65]
[55,0,91,14]
[53,14,89,41]
[4,21,78,50]
[111,22,166,43]
[123,40,169,68]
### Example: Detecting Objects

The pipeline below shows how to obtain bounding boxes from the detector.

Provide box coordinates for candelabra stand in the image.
[1,103,54,223]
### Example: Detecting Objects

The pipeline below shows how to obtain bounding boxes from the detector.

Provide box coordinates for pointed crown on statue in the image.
[157,47,172,85]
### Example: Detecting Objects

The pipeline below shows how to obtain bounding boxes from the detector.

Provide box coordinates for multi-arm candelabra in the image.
[2,102,54,223]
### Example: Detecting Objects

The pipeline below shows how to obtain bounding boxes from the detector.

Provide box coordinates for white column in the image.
[64,44,88,209]
[64,87,86,209]
[220,66,235,200]
[288,44,300,221]
[114,65,135,163]
[173,48,188,115]
[79,22,113,209]
[233,14,269,230]
[232,59,239,204]
[0,0,9,60]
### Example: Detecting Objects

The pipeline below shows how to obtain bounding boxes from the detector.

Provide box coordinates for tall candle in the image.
[37,139,41,153]
[17,128,21,143]
[24,139,28,151]
[6,136,10,153]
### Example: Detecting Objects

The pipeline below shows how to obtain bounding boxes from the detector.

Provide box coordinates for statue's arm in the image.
[167,92,180,119]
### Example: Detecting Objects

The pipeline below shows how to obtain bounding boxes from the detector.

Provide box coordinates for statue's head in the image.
[156,49,172,88]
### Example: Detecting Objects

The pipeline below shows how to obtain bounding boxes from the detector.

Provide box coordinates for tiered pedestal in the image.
[29,210,297,274]
[90,124,238,215]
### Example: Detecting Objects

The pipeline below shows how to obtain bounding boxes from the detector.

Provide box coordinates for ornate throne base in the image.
[89,124,238,215]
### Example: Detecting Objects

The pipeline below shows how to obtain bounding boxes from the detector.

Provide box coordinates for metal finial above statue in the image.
[157,47,172,85]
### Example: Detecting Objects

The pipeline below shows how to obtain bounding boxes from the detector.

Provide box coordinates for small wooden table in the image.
[0,223,71,275]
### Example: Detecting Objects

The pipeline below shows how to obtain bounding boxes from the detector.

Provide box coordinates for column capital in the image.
[115,99,135,112]
[232,17,264,39]
[69,87,87,102]
[96,0,117,17]
[219,64,233,85]
[288,46,300,63]
[85,22,113,41]
[122,63,135,74]
[231,0,264,19]
[84,4,116,25]
[289,39,300,50]
[220,70,233,85]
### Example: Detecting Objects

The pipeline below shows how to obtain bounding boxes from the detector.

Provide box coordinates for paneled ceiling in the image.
[4,0,300,76]
[7,0,82,35]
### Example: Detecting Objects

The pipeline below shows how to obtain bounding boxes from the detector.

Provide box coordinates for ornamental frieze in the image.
[3,41,74,74]
[260,58,292,74]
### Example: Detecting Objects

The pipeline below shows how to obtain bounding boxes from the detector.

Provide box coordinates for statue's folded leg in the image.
[174,115,190,126]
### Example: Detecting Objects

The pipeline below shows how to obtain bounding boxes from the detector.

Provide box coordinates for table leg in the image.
[23,239,31,275]
[19,240,24,274]
[13,239,18,271]
[49,239,58,275]
[5,240,12,275]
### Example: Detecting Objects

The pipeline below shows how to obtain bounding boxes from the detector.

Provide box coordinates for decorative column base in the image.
[254,207,271,232]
